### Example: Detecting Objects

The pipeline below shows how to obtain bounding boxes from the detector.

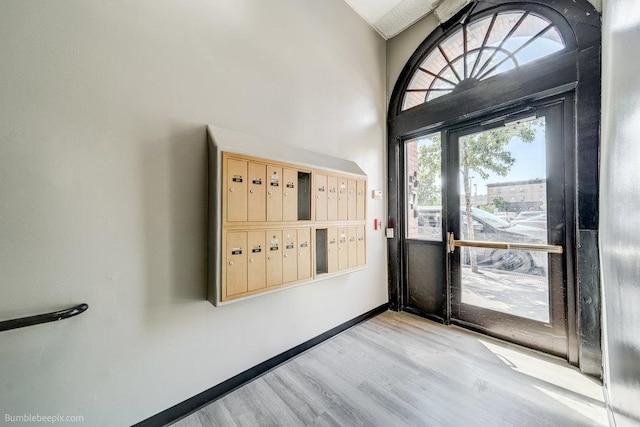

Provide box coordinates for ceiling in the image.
[344,0,601,39]
[343,0,471,39]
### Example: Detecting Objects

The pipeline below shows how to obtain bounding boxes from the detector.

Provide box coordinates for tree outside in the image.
[412,121,539,271]
[416,134,441,207]
[460,122,537,272]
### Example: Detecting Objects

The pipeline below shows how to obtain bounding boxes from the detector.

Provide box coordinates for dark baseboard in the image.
[133,303,389,427]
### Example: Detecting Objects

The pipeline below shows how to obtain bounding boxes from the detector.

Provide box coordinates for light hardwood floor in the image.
[173,311,607,426]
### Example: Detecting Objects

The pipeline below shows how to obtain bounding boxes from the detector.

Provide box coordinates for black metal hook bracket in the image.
[0,303,89,332]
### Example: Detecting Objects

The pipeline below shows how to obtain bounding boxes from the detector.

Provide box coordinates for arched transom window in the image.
[402,10,566,111]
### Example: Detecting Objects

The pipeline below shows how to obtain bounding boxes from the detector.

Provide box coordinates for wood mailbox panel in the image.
[297,228,311,280]
[338,227,348,271]
[247,231,266,291]
[337,178,348,221]
[283,168,298,221]
[347,226,357,269]
[217,151,367,304]
[283,229,298,283]
[327,227,338,273]
[315,173,328,221]
[267,165,283,221]
[327,176,338,221]
[357,225,366,266]
[266,230,283,287]
[347,179,357,221]
[248,162,266,222]
[227,159,248,222]
[357,179,366,221]
[225,231,248,297]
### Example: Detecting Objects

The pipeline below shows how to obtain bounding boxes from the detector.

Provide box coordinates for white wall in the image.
[600,0,640,425]
[0,1,387,425]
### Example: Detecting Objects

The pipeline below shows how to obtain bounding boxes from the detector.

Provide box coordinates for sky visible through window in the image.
[463,117,546,196]
[413,117,546,197]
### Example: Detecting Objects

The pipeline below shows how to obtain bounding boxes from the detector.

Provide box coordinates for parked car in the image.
[416,208,440,227]
[511,211,547,229]
[416,206,548,274]
[462,207,547,274]
[494,211,517,222]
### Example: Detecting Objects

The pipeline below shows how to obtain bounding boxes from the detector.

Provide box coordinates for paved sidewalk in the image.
[461,266,549,322]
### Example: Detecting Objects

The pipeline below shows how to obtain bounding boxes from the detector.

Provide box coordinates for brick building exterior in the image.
[486,178,546,212]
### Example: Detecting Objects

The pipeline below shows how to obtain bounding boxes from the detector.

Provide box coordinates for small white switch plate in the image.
[385,228,394,238]
[372,190,383,200]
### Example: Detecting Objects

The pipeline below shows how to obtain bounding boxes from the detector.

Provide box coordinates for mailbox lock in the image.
[249,259,254,263]
[249,189,254,194]
[229,188,235,192]
[228,261,234,266]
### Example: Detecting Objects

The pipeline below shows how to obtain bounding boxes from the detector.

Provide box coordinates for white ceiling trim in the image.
[343,0,442,39]
[434,0,472,23]
[373,0,440,39]
[344,0,601,40]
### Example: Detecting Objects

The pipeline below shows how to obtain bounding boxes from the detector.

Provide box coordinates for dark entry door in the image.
[404,99,572,358]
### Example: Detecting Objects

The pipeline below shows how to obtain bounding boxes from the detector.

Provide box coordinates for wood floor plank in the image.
[197,400,236,427]
[171,412,203,427]
[261,369,323,424]
[306,412,342,427]
[287,359,398,426]
[171,311,607,427]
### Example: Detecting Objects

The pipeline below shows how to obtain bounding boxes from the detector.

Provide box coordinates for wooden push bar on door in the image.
[447,233,563,254]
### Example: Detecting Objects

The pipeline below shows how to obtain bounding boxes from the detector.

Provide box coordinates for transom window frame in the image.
[402,9,568,110]
[391,2,578,119]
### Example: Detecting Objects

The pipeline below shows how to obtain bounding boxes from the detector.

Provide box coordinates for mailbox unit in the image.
[208,126,367,305]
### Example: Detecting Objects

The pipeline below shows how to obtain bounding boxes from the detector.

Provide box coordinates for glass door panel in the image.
[458,117,550,323]
[447,103,567,357]
[406,133,442,241]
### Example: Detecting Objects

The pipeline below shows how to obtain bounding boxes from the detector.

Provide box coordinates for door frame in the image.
[387,0,600,374]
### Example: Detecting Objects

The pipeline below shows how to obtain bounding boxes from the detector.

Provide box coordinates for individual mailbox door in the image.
[247,231,266,291]
[356,179,366,221]
[356,225,366,266]
[266,230,283,287]
[282,229,298,283]
[338,178,348,221]
[267,165,283,221]
[347,227,357,268]
[225,231,247,297]
[338,227,348,270]
[297,228,311,280]
[347,179,357,220]
[327,227,338,273]
[327,176,338,221]
[283,168,298,221]
[315,174,328,221]
[247,162,266,222]
[226,158,248,222]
